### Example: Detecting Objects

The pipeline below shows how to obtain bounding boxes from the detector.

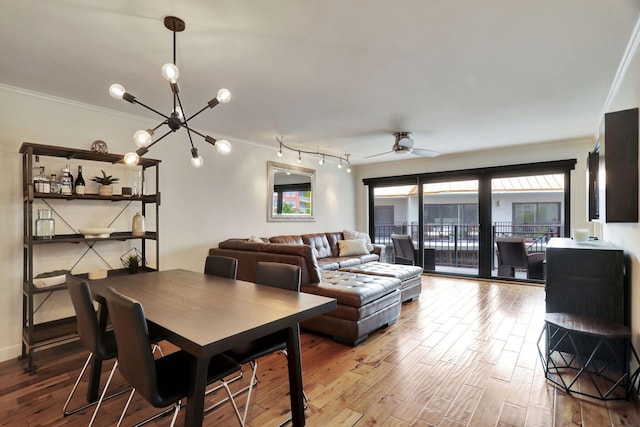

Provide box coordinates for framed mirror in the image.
[267,161,315,222]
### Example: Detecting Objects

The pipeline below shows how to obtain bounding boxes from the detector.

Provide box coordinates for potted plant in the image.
[123,253,141,274]
[92,170,119,196]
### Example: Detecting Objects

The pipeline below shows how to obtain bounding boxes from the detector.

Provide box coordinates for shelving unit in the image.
[19,142,161,373]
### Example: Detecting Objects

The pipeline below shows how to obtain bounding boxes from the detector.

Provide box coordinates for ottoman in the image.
[300,270,402,346]
[339,262,423,302]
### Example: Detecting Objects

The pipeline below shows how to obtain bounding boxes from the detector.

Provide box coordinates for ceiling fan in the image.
[365,132,440,159]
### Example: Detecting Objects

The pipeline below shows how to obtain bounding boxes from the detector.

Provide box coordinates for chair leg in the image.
[241,360,259,424]
[203,366,256,413]
[219,378,246,426]
[63,353,131,418]
[115,342,163,427]
[88,359,119,426]
[62,352,93,416]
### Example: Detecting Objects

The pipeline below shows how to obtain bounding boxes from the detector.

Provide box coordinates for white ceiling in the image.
[2,1,639,165]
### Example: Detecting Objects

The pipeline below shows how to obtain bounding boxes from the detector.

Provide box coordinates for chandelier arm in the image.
[147,129,175,148]
[130,98,172,121]
[174,92,197,149]
[152,121,168,132]
[185,127,207,140]
[185,98,218,122]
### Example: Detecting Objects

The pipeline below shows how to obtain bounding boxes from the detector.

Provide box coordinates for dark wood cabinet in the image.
[598,108,638,223]
[545,237,626,325]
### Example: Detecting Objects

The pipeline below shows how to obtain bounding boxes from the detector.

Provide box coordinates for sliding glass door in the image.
[366,160,575,281]
[491,173,565,279]
[422,179,479,275]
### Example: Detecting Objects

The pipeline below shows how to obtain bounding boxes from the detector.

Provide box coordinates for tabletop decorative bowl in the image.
[78,227,116,238]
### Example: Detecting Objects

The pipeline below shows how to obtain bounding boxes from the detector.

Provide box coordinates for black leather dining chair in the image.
[218,261,304,424]
[204,255,238,279]
[105,286,244,427]
[63,278,131,426]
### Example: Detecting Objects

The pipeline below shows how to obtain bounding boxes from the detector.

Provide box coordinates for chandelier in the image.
[109,16,231,168]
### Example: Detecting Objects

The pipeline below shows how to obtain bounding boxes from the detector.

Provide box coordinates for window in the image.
[513,202,560,224]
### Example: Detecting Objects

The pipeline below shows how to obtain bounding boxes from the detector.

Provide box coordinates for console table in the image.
[540,238,637,399]
[545,237,626,324]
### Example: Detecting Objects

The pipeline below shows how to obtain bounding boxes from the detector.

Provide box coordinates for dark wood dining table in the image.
[88,268,337,426]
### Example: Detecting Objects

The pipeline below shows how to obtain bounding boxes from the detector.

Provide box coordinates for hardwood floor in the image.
[1,275,638,426]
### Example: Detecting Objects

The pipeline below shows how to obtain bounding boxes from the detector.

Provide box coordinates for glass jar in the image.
[35,209,55,239]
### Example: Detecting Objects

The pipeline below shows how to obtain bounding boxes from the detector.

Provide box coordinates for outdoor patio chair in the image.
[496,237,545,280]
[391,234,418,265]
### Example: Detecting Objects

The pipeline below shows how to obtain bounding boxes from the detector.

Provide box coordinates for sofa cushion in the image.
[301,270,401,307]
[302,233,333,259]
[338,239,369,256]
[343,229,374,252]
[269,235,304,245]
[324,232,344,257]
[218,238,268,252]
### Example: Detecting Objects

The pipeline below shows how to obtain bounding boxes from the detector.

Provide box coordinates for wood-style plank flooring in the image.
[1,275,638,426]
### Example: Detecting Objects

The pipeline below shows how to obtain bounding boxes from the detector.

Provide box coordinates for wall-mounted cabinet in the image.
[19,142,161,373]
[590,107,639,223]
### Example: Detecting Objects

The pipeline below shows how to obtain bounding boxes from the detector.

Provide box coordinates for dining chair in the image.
[63,278,131,426]
[204,255,238,279]
[215,261,304,425]
[105,286,244,427]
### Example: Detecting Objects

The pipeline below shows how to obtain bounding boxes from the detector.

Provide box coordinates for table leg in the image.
[286,324,305,426]
[184,356,208,427]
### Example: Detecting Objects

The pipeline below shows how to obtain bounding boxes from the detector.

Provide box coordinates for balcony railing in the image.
[374,222,564,268]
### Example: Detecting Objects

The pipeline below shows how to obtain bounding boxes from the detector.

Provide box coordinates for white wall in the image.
[0,85,356,362]
[600,21,640,366]
[354,137,594,233]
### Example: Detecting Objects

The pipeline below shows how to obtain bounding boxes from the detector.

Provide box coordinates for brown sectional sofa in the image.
[209,231,421,345]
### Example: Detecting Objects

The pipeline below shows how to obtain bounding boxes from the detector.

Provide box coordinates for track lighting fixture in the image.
[276,137,351,173]
[109,16,231,168]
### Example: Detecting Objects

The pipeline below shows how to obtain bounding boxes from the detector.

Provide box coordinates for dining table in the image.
[88,268,337,426]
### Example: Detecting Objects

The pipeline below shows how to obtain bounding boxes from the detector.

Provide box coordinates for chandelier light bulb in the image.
[124,151,140,166]
[191,155,204,168]
[347,164,352,173]
[133,129,153,148]
[161,63,180,83]
[277,148,283,157]
[319,155,325,165]
[215,139,231,154]
[297,151,303,163]
[337,160,343,169]
[109,83,126,99]
[217,88,231,103]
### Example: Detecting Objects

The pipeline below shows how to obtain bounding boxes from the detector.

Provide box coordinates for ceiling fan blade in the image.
[364,150,394,159]
[412,148,441,157]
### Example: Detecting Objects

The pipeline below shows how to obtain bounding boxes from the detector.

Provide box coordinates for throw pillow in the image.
[248,236,266,243]
[338,239,370,256]
[343,229,374,252]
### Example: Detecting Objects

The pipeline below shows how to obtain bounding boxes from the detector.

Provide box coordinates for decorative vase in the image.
[132,212,146,236]
[99,185,113,196]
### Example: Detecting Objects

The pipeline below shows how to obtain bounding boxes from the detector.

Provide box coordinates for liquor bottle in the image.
[37,167,50,193]
[49,174,60,194]
[66,164,74,193]
[75,165,86,195]
[60,166,72,195]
